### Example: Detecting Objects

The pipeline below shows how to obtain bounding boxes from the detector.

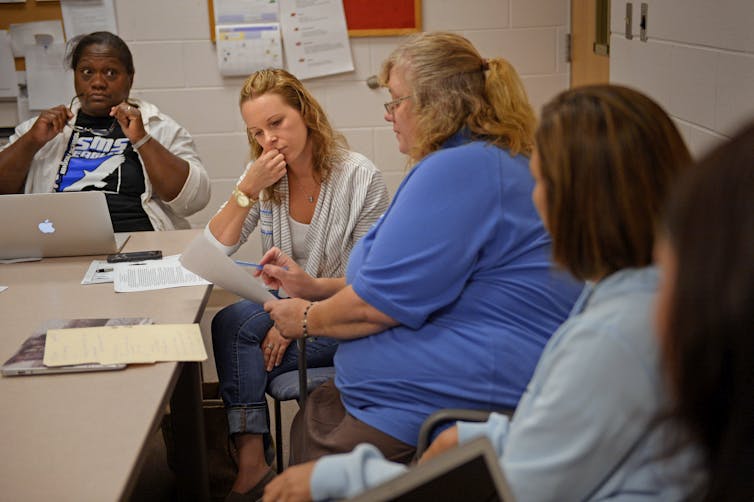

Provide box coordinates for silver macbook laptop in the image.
[0,191,129,261]
[347,437,516,502]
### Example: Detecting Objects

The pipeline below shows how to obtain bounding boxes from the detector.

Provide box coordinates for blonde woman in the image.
[207,68,389,500]
[264,85,701,502]
[258,31,582,490]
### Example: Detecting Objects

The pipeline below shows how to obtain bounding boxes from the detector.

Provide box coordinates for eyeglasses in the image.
[384,95,412,115]
[65,95,117,137]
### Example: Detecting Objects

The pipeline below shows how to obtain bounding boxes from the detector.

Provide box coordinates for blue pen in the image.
[235,260,288,271]
[235,260,263,270]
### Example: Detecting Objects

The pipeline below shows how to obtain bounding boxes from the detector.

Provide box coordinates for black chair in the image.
[415,408,514,458]
[265,338,335,473]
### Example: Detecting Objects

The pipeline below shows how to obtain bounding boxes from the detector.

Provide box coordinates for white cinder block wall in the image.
[108,0,571,383]
[609,0,754,158]
[110,0,571,232]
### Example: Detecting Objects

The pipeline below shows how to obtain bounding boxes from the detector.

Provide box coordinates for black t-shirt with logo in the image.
[55,112,154,232]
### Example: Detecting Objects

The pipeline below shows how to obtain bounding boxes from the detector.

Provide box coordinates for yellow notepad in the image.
[42,324,207,366]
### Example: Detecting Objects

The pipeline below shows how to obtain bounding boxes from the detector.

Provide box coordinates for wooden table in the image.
[0,229,211,501]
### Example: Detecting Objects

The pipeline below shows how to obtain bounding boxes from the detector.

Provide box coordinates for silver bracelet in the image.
[132,133,152,151]
[302,301,316,339]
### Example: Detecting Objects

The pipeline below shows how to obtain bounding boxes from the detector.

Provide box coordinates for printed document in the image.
[113,254,210,292]
[279,0,354,80]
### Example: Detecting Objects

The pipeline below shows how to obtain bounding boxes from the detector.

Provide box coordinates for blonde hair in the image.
[379,32,535,161]
[239,68,347,204]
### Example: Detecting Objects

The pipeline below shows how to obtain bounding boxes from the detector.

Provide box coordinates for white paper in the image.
[214,0,279,24]
[216,23,283,77]
[81,259,115,284]
[0,31,18,99]
[179,234,275,304]
[60,0,118,40]
[279,0,354,80]
[8,21,65,58]
[113,254,211,293]
[25,42,75,110]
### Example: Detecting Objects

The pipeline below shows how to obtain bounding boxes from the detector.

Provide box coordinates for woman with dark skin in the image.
[0,31,209,231]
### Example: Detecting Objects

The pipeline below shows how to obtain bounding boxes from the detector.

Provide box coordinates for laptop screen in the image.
[0,191,124,261]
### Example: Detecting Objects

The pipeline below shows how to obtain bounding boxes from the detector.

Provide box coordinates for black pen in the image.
[96,267,113,273]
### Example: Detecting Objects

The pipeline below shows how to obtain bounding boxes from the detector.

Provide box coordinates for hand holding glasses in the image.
[64,94,125,137]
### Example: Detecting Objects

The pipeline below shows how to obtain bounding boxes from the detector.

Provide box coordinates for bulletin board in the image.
[344,0,421,37]
[0,0,63,71]
[207,0,421,41]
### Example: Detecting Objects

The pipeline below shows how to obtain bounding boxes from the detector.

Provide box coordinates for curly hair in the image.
[378,32,535,162]
[239,68,347,204]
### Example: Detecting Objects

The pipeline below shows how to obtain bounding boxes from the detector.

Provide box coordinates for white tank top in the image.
[288,214,310,270]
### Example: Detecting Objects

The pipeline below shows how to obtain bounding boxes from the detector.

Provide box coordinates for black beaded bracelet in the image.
[302,301,316,339]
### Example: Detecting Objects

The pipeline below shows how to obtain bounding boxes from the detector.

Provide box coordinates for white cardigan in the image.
[5,98,210,230]
[210,150,390,278]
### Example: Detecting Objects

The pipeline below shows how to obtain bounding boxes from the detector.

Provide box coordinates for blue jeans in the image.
[211,300,338,436]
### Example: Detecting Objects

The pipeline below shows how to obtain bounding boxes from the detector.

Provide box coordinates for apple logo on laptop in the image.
[38,219,55,234]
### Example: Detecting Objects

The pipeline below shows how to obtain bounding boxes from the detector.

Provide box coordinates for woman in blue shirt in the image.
[263,85,703,502]
[259,31,581,473]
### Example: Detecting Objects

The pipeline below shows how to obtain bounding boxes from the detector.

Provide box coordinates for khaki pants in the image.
[289,379,416,465]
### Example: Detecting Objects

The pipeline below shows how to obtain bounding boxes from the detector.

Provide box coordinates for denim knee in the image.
[212,300,271,357]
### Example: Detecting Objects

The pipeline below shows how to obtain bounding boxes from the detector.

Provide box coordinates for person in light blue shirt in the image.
[263,85,706,502]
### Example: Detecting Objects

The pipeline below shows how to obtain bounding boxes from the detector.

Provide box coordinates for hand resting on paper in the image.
[257,247,347,301]
[255,247,319,299]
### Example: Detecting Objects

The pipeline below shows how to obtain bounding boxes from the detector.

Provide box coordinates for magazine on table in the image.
[1,317,152,376]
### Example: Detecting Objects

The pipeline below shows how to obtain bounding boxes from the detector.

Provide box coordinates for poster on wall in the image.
[60,0,117,39]
[216,23,283,77]
[279,0,354,80]
[344,0,421,37]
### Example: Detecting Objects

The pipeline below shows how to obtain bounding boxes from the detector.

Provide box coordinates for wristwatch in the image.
[232,186,257,208]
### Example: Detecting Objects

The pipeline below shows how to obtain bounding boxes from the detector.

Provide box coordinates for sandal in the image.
[224,468,276,501]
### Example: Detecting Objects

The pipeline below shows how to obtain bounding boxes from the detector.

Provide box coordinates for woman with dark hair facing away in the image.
[263,84,703,502]
[0,31,210,231]
[254,30,582,497]
[206,68,389,500]
[655,121,754,501]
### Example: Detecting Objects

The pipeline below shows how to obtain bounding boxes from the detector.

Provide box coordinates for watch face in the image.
[235,189,250,207]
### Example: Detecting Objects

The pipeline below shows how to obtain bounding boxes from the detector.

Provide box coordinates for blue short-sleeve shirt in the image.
[337,132,582,445]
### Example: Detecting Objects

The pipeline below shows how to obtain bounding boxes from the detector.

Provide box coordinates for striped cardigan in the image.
[223,150,390,278]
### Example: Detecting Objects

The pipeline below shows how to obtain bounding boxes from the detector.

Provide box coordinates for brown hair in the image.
[239,68,346,204]
[379,32,535,162]
[661,121,754,501]
[535,84,691,280]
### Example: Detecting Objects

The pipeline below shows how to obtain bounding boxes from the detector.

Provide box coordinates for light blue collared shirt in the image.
[310,267,703,501]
